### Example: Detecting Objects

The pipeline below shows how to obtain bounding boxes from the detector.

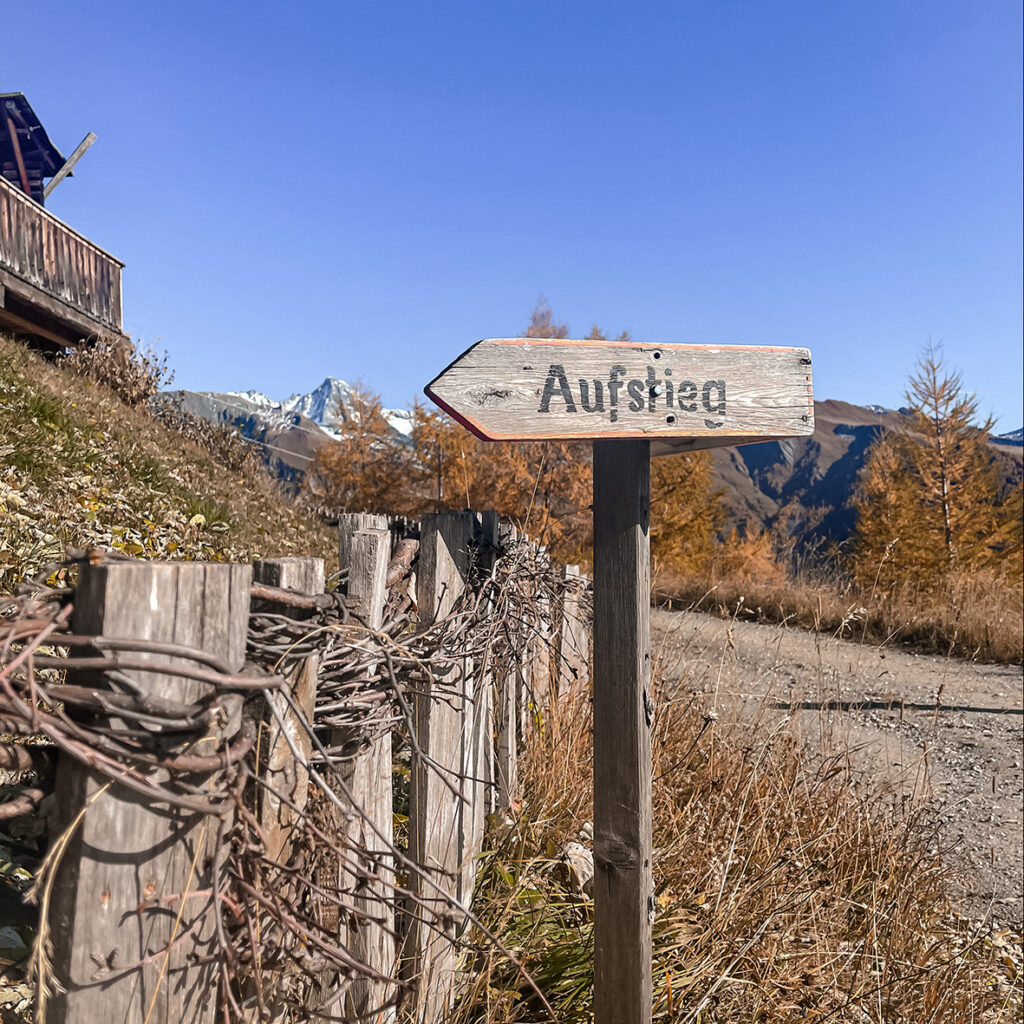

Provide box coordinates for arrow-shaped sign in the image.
[425,338,814,454]
[424,334,815,1024]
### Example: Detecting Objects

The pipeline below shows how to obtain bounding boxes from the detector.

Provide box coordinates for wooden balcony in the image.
[0,174,125,349]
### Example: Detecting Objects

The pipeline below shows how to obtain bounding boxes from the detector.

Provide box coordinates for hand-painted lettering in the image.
[536,364,728,425]
[538,364,577,413]
[702,379,726,428]
[677,381,697,411]
[579,379,605,412]
[608,365,626,423]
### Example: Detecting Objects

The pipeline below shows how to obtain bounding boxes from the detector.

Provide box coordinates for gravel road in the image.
[651,607,1024,929]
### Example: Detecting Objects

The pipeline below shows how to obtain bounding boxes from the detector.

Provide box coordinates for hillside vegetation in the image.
[0,334,334,589]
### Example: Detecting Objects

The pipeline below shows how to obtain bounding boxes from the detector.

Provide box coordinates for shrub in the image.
[60,336,174,407]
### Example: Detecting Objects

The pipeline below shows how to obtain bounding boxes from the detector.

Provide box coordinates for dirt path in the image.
[651,608,1024,929]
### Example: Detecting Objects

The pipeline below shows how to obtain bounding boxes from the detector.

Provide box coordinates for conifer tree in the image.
[305,382,415,515]
[650,452,725,576]
[852,346,1015,590]
[307,302,741,575]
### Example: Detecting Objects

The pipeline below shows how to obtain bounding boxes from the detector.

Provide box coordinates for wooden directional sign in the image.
[426,336,815,1024]
[425,338,814,454]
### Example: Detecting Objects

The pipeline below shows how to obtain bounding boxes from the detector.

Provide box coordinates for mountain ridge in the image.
[167,380,1023,549]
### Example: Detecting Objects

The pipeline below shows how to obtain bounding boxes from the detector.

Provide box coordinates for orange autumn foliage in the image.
[307,302,758,574]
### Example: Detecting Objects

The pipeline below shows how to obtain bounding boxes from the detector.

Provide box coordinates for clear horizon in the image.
[6,0,1022,430]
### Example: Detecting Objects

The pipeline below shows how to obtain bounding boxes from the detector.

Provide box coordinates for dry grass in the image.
[454,669,1020,1021]
[653,570,1023,665]
[59,336,173,407]
[0,334,334,589]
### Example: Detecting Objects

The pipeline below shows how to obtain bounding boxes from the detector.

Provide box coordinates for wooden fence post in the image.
[46,560,250,1024]
[337,516,396,1022]
[494,521,519,811]
[593,440,653,1024]
[252,557,324,865]
[556,565,590,703]
[460,510,497,893]
[405,510,477,1023]
[525,545,553,730]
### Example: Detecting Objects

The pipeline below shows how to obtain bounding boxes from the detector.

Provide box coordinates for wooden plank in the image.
[460,510,498,894]
[0,265,124,343]
[556,565,590,702]
[405,511,475,1023]
[0,175,125,335]
[339,512,389,579]
[525,547,553,726]
[4,118,31,195]
[251,558,324,864]
[46,561,250,1024]
[340,526,397,1022]
[42,131,97,200]
[494,522,519,810]
[592,440,653,1024]
[425,338,814,450]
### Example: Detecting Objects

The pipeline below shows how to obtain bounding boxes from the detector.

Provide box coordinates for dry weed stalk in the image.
[454,645,1019,1022]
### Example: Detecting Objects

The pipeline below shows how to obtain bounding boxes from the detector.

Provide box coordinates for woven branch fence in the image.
[0,510,591,1024]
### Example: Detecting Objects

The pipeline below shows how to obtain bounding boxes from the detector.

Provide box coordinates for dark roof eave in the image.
[1,92,66,175]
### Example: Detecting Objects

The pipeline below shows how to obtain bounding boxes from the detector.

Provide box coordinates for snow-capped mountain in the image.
[222,378,413,440]
[163,383,1023,543]
[994,428,1023,447]
[162,378,415,490]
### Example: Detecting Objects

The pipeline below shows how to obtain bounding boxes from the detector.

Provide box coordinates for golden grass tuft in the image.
[454,674,1020,1021]
[653,569,1023,665]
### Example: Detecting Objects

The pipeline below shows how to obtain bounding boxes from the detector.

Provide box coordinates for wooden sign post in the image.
[427,338,814,1023]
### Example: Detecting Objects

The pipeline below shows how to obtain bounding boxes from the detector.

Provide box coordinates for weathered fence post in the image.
[461,510,497,891]
[556,564,590,704]
[404,510,476,1022]
[593,440,653,1024]
[494,521,519,811]
[46,560,250,1024]
[337,514,397,1021]
[252,557,324,865]
[524,544,553,731]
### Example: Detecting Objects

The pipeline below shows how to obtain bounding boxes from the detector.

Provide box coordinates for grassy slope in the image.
[0,335,334,589]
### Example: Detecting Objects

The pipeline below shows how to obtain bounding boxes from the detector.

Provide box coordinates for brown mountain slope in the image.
[713,399,1022,555]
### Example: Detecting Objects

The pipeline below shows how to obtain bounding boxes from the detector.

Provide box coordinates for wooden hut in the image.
[0,93,125,350]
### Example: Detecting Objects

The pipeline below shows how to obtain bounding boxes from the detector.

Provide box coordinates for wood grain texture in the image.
[338,525,397,1023]
[592,441,653,1024]
[495,522,519,810]
[339,513,389,578]
[556,565,590,703]
[0,175,124,336]
[525,549,553,726]
[406,511,476,1023]
[459,510,498,898]
[47,561,250,1024]
[251,558,323,865]
[426,338,814,448]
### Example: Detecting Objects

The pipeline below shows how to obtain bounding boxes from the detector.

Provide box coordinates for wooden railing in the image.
[0,174,123,338]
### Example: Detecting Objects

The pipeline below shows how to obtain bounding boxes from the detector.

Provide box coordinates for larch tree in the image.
[852,346,1015,590]
[305,382,416,516]
[650,452,725,578]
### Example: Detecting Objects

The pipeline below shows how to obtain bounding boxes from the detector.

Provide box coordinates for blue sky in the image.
[8,0,1022,428]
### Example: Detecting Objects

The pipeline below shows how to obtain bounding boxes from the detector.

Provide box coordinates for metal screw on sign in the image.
[426,337,814,1024]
